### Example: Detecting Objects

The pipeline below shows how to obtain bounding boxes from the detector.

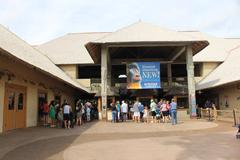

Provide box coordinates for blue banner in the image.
[127,62,161,89]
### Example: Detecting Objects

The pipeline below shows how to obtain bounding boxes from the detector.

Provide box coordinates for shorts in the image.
[151,111,156,117]
[162,111,169,116]
[77,112,82,118]
[64,113,70,121]
[133,112,140,117]
[43,112,48,116]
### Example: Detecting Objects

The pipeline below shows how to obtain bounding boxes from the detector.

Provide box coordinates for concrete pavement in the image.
[0,120,239,160]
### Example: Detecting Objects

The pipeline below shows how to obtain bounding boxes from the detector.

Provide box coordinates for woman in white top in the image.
[63,103,71,128]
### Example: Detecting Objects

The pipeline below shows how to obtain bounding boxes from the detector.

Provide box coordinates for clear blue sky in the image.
[1,0,240,44]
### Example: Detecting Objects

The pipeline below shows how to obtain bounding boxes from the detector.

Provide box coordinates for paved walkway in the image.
[0,120,239,160]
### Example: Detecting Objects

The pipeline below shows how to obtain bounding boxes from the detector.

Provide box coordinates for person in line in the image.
[86,106,91,122]
[155,106,161,123]
[138,102,144,122]
[161,100,169,123]
[85,101,92,122]
[110,100,117,123]
[158,99,163,108]
[57,108,63,128]
[81,104,85,124]
[69,106,74,128]
[49,100,56,128]
[143,106,149,123]
[150,99,157,123]
[170,99,177,125]
[132,100,140,123]
[63,102,71,129]
[116,101,121,122]
[43,100,49,127]
[121,100,128,122]
[76,100,83,126]
[166,100,171,120]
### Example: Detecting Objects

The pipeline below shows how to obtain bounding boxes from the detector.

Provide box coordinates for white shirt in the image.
[121,103,128,113]
[63,105,70,114]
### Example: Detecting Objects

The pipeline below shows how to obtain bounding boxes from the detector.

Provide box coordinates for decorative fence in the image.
[200,108,240,126]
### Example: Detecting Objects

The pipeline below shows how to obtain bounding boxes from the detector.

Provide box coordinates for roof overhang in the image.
[86,41,209,64]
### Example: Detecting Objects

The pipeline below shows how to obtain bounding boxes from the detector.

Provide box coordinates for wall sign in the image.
[127,62,161,89]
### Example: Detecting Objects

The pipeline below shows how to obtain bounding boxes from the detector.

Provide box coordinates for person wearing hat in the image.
[150,99,157,123]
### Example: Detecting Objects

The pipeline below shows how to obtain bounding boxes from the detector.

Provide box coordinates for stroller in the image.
[236,124,240,139]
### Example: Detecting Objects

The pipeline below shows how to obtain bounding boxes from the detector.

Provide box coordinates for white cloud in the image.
[1,0,240,44]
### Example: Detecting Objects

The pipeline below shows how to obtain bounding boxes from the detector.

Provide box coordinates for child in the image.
[143,106,149,123]
[57,108,63,128]
[155,107,161,123]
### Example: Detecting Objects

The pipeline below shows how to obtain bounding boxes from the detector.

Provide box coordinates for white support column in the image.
[186,45,197,117]
[167,63,172,88]
[101,45,108,120]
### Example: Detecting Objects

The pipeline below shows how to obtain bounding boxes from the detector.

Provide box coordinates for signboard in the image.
[127,62,161,89]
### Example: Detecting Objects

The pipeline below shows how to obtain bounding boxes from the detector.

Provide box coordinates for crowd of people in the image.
[39,99,98,129]
[110,99,178,125]
[38,98,178,128]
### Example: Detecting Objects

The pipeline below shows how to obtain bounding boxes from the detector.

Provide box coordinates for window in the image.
[194,63,203,77]
[8,92,15,110]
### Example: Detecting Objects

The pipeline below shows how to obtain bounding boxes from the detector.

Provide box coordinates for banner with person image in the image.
[127,62,161,89]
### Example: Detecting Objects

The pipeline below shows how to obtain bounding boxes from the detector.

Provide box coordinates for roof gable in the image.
[0,24,89,92]
[93,21,207,43]
[196,46,240,90]
[37,32,109,65]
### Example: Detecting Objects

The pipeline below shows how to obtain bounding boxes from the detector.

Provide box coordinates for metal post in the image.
[233,108,237,127]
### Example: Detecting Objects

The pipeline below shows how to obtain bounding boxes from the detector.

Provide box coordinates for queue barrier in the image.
[200,108,240,126]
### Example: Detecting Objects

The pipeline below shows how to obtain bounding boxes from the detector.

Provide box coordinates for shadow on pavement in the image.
[0,121,98,160]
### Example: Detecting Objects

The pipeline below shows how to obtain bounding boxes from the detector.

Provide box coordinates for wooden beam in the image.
[111,59,186,65]
[106,42,189,48]
[169,46,186,61]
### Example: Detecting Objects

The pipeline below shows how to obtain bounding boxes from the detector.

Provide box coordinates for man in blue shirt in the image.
[138,102,144,122]
[170,99,177,125]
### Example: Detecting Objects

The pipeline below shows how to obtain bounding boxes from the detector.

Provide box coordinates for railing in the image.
[200,108,240,126]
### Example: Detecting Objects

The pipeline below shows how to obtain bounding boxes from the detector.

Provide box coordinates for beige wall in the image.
[58,64,77,79]
[0,53,81,133]
[26,84,38,127]
[77,79,91,88]
[0,78,5,133]
[59,65,92,89]
[213,84,240,110]
[195,62,220,82]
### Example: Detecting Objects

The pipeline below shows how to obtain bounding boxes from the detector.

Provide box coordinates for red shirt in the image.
[43,103,49,113]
